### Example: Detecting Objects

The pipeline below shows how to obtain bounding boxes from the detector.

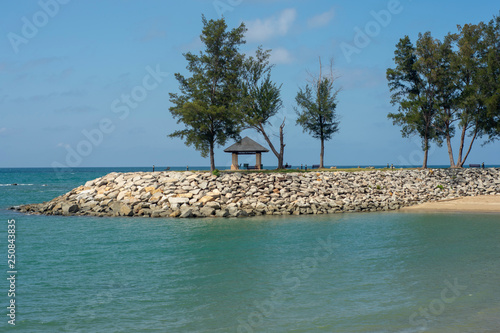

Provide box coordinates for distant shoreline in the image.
[2,164,500,171]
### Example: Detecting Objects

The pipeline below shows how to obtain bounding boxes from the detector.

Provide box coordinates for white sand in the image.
[401,195,500,213]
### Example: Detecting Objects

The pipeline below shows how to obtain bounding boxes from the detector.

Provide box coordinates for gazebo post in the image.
[231,153,239,170]
[256,152,262,170]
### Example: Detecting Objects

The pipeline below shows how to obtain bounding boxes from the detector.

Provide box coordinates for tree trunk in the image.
[278,120,285,169]
[320,137,324,169]
[456,124,467,168]
[209,141,215,172]
[422,136,429,169]
[256,121,285,169]
[445,131,456,168]
[457,130,477,168]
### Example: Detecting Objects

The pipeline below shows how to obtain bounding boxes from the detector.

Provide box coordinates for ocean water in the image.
[0,168,499,332]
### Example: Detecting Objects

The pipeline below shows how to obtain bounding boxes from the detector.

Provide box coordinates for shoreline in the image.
[11,168,500,218]
[400,195,500,213]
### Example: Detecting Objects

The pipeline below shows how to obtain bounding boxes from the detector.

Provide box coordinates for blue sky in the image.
[1,0,499,168]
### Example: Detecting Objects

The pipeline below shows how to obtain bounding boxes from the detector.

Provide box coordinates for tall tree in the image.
[435,20,499,167]
[295,58,340,169]
[387,34,443,168]
[448,23,488,167]
[391,16,500,169]
[242,47,286,169]
[432,34,459,167]
[479,14,500,143]
[168,16,246,172]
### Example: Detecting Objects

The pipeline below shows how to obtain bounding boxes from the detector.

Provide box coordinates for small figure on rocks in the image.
[482,162,485,169]
[153,165,155,172]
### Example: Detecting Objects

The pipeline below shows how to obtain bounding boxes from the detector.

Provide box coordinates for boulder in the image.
[170,210,181,218]
[180,209,193,218]
[205,201,220,209]
[215,209,229,218]
[199,196,215,204]
[177,193,194,199]
[199,207,215,217]
[168,197,190,205]
[62,203,79,214]
[120,204,133,217]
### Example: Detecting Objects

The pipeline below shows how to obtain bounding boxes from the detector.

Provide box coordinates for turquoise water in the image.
[1,168,499,332]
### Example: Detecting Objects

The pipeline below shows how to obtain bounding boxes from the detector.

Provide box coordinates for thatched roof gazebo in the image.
[224,136,269,170]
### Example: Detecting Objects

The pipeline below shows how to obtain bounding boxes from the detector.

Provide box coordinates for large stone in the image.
[228,206,239,216]
[206,191,221,198]
[110,202,122,212]
[170,210,181,217]
[215,209,229,218]
[205,201,220,209]
[120,204,133,217]
[255,202,267,211]
[199,207,215,217]
[180,209,193,218]
[62,204,79,214]
[168,197,190,205]
[177,193,194,199]
[149,192,163,203]
[106,191,119,199]
[199,196,215,204]
[117,191,131,201]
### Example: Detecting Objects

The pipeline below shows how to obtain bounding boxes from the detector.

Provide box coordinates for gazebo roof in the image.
[224,136,269,154]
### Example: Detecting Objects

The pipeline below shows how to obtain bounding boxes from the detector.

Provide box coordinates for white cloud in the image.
[308,8,335,28]
[245,8,297,42]
[270,48,294,64]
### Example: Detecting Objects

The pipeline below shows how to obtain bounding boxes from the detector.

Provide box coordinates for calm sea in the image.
[0,168,499,332]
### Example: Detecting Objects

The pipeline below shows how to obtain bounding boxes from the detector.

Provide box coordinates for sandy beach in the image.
[401,195,500,213]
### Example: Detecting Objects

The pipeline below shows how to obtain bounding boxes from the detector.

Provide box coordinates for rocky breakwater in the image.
[13,168,500,218]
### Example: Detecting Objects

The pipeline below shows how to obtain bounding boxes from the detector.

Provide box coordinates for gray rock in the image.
[120,204,133,217]
[199,207,215,217]
[62,204,79,214]
[168,197,190,205]
[180,209,193,218]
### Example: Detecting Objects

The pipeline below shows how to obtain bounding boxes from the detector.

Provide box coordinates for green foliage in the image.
[295,59,340,168]
[387,33,444,168]
[242,47,283,128]
[436,184,444,190]
[388,13,500,168]
[480,14,500,142]
[169,16,247,171]
[241,47,285,168]
[212,169,220,177]
[295,78,339,141]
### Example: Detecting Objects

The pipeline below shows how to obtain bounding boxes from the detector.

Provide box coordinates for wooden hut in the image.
[224,136,269,170]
